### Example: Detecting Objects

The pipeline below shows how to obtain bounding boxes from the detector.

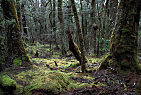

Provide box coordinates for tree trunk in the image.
[97,0,141,74]
[21,2,28,40]
[16,0,22,28]
[0,36,5,71]
[58,0,66,55]
[106,0,118,36]
[1,0,31,64]
[91,0,97,56]
[53,0,57,47]
[70,0,87,73]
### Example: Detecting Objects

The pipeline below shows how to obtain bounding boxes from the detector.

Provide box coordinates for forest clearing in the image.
[0,43,141,95]
[0,0,141,95]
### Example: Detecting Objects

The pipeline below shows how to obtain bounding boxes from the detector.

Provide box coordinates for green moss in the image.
[0,75,17,88]
[69,63,78,68]
[24,70,75,94]
[74,83,89,89]
[13,58,22,66]
[122,28,130,33]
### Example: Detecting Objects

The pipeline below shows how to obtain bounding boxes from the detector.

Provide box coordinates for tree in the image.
[53,0,57,46]
[70,0,87,73]
[0,36,5,71]
[21,1,28,40]
[96,0,141,74]
[105,0,118,35]
[91,0,97,55]
[1,0,31,64]
[58,0,66,55]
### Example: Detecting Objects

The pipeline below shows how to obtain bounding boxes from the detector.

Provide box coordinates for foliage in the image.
[97,38,110,52]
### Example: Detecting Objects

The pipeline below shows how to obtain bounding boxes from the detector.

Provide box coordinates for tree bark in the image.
[1,0,31,64]
[21,2,28,39]
[91,0,97,55]
[16,0,22,28]
[58,0,66,55]
[53,0,57,47]
[106,0,118,35]
[70,0,87,73]
[97,0,141,74]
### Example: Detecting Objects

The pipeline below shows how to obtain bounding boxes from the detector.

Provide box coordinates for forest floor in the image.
[1,43,141,95]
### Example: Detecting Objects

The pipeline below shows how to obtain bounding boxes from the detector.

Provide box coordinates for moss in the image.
[0,75,17,88]
[24,70,75,94]
[74,83,89,89]
[108,59,117,67]
[122,28,130,34]
[13,58,22,66]
[69,63,78,68]
[21,68,95,94]
[1,0,31,63]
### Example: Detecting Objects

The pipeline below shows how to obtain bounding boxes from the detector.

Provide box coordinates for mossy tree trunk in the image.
[106,0,118,35]
[1,0,31,64]
[16,0,22,28]
[97,0,141,74]
[49,0,53,54]
[70,0,87,73]
[58,0,66,55]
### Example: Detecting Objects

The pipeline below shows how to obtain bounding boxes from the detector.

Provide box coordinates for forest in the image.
[0,0,141,94]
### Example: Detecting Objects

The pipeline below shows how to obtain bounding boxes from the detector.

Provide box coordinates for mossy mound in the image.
[0,75,17,94]
[24,70,75,95]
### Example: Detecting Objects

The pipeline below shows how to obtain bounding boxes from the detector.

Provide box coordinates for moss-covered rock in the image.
[0,75,17,94]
